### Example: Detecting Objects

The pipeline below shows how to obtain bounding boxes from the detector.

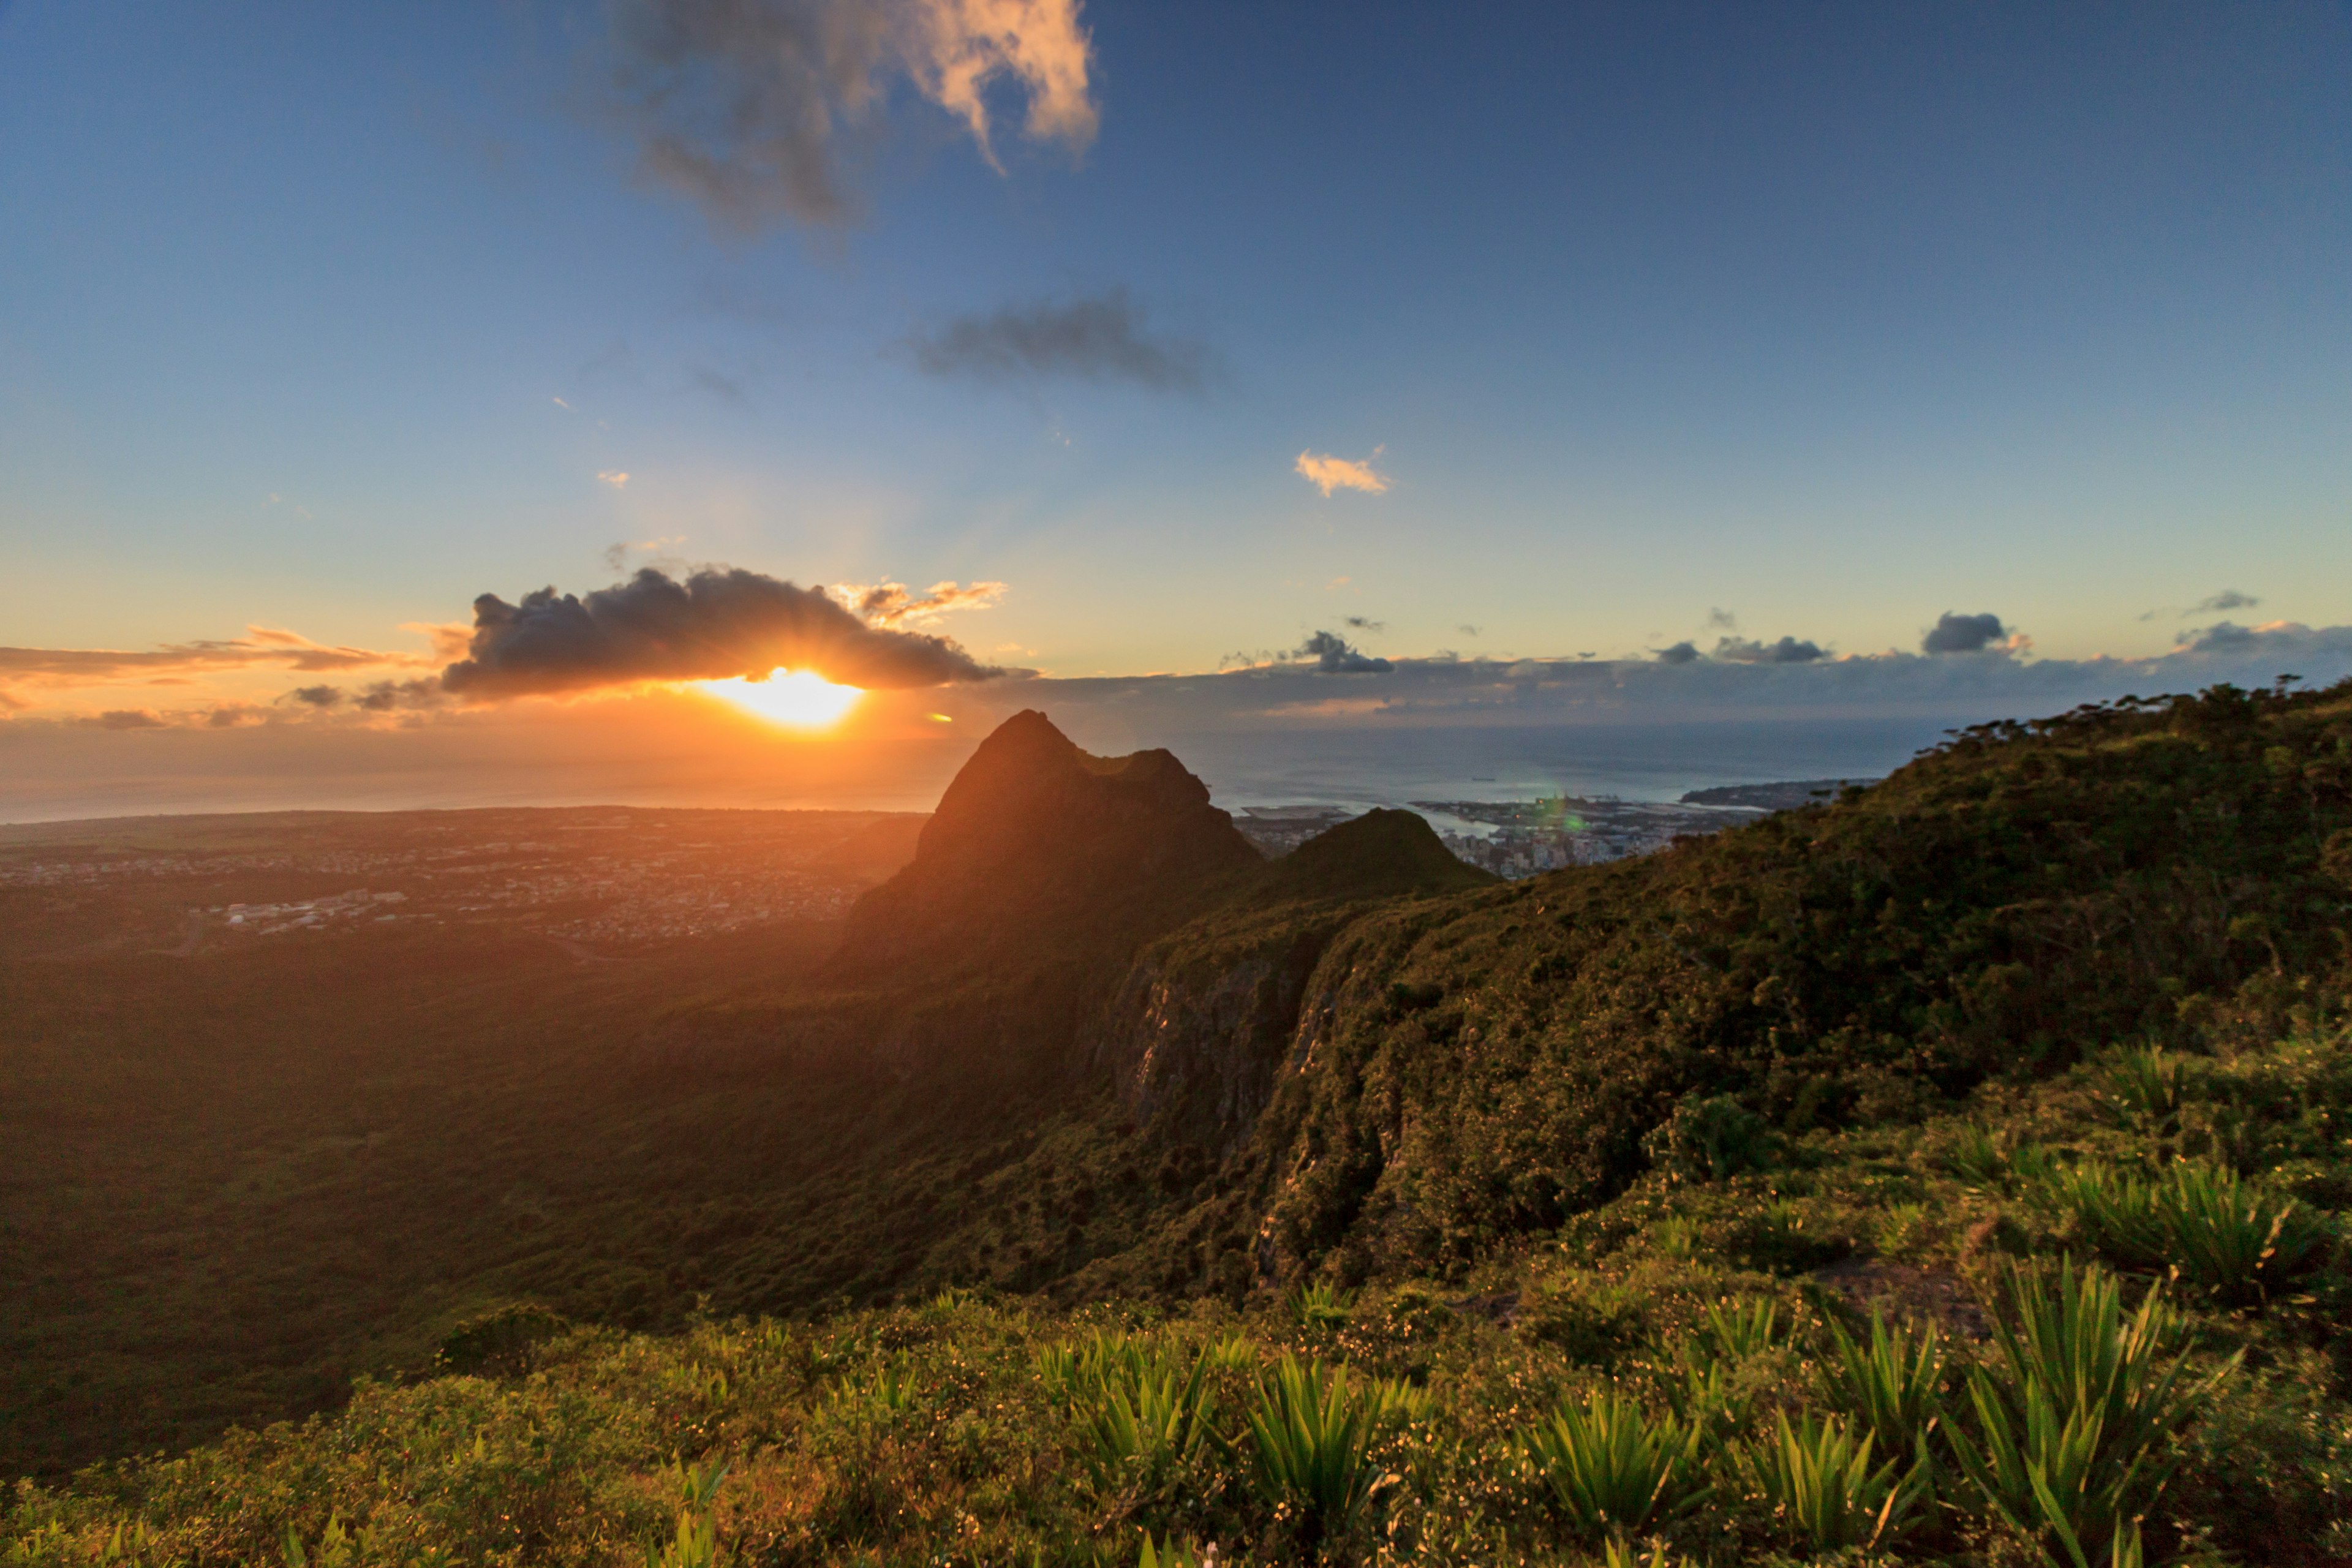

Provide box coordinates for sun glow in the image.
[697,671,864,729]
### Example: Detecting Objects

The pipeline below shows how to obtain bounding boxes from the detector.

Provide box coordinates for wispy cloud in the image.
[608,0,1098,232]
[2190,589,2260,616]
[902,289,1210,392]
[1295,446,1389,497]
[596,470,630,489]
[831,579,1008,627]
[0,628,431,681]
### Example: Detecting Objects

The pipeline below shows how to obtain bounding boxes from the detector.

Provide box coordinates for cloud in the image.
[1295,447,1389,497]
[1706,607,1737,630]
[1343,616,1385,632]
[688,366,748,404]
[2176,619,2304,654]
[75,709,168,730]
[1712,635,1825,665]
[2190,589,2260,616]
[1457,624,1480,637]
[440,566,1003,698]
[285,685,344,708]
[0,627,431,681]
[903,289,1210,392]
[831,579,1007,627]
[1921,611,2007,655]
[1294,630,1393,674]
[1654,641,1701,665]
[597,470,630,489]
[608,0,1098,232]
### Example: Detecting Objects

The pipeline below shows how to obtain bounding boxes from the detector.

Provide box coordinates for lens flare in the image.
[696,671,863,729]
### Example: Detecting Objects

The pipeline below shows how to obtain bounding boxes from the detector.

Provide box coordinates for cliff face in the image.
[1095,808,1500,1154]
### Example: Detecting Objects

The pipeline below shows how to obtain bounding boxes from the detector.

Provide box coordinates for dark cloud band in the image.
[903,290,1211,393]
[439,567,1001,698]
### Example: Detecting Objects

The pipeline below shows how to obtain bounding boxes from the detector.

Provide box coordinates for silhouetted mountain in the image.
[829,710,1261,982]
[1256,807,1497,904]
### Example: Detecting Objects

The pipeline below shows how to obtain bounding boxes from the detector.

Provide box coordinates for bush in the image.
[1520,1390,1708,1540]
[432,1305,570,1378]
[1643,1095,1773,1183]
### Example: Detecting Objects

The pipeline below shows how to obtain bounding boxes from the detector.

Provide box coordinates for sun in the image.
[697,671,864,729]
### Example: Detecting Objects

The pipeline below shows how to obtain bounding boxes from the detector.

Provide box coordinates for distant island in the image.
[1681,776,1880,810]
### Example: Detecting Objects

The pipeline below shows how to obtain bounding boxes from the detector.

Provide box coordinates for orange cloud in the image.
[908,0,1098,167]
[1295,447,1390,497]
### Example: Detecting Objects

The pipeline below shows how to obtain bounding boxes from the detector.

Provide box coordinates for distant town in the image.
[0,782,1875,959]
[1237,778,1874,879]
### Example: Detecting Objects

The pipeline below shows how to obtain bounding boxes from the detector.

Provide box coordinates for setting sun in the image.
[697,671,864,729]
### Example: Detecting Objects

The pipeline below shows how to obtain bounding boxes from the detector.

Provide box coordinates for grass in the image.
[7,1022,2352,1563]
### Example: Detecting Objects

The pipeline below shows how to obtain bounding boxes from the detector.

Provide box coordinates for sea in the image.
[1166,715,1959,812]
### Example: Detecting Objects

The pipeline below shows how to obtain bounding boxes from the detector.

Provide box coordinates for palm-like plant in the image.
[1245,1355,1425,1550]
[1697,1299,1783,1362]
[1074,1343,1226,1499]
[1818,1311,1945,1466]
[2040,1160,2331,1305]
[1520,1390,1708,1540]
[2096,1044,2195,1134]
[1741,1410,1922,1551]
[1947,1261,2230,1568]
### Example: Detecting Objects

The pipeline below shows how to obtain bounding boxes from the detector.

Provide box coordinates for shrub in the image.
[1291,1281,1355,1334]
[1245,1355,1425,1551]
[1948,1261,2230,1568]
[1643,1095,1773,1183]
[432,1304,570,1378]
[1736,1409,1922,1551]
[1520,1390,1708,1540]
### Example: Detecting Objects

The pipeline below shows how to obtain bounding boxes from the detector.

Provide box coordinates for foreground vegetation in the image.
[10,1017,2351,1566]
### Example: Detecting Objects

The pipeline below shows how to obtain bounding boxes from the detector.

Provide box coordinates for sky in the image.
[4,1,2351,817]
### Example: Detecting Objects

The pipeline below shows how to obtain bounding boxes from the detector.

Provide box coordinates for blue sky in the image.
[4,0,2351,804]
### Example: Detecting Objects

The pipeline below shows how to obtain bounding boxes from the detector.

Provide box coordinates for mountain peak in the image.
[831,711,1259,980]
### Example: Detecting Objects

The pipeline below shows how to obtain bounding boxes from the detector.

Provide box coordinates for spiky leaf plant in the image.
[1072,1340,1227,1500]
[2039,1160,2332,1305]
[1818,1311,1945,1468]
[1947,1261,2230,1568]
[1244,1355,1425,1551]
[1739,1410,1922,1551]
[2096,1044,2198,1136]
[1520,1390,1708,1540]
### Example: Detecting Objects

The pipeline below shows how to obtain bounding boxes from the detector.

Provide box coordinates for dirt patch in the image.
[1811,1256,1989,1339]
